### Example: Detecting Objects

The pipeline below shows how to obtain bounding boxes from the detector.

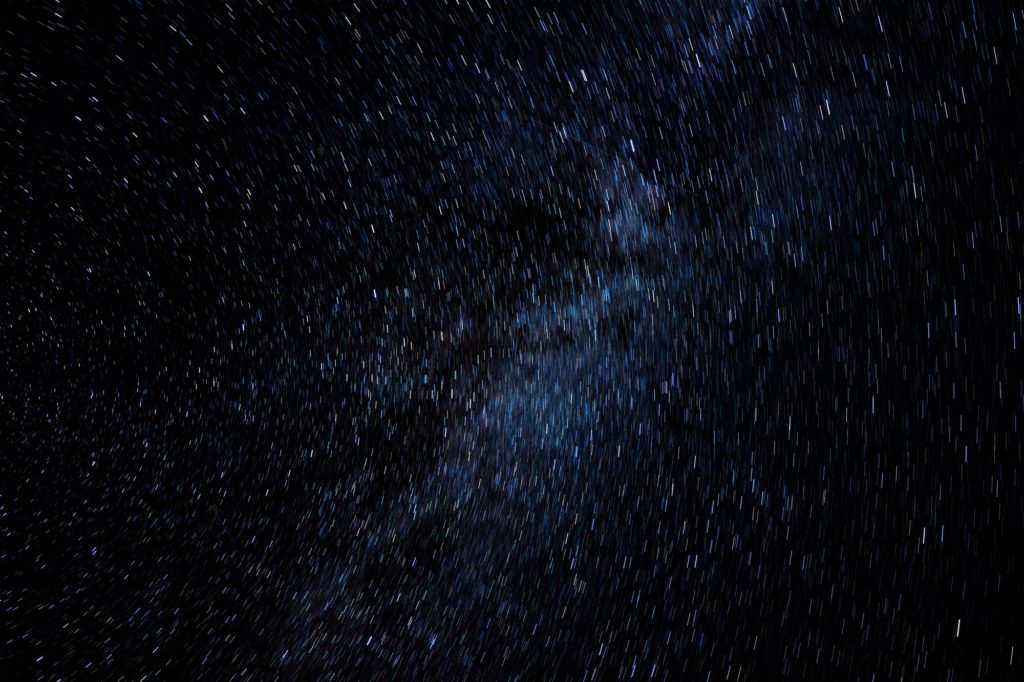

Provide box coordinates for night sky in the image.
[5,1,1024,679]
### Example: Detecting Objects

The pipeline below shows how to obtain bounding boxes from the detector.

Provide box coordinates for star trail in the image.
[4,1,1024,679]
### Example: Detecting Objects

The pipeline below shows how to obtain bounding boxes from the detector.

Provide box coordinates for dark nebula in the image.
[5,1,1023,679]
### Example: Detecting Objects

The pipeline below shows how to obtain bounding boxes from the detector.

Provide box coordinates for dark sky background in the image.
[4,1,1023,679]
